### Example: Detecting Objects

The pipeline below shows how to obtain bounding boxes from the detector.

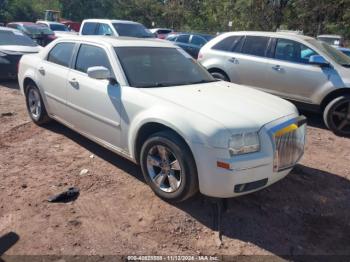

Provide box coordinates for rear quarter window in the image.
[212,35,243,52]
[47,42,75,67]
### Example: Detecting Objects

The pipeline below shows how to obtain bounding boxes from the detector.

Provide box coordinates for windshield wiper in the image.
[189,79,220,85]
[341,64,350,68]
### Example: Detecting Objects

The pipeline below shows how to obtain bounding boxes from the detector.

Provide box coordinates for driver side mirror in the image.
[309,55,330,67]
[87,66,118,84]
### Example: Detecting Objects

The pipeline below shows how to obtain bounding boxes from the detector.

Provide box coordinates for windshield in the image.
[306,39,350,66]
[50,24,69,31]
[0,31,37,46]
[115,47,216,88]
[23,25,54,35]
[113,23,154,38]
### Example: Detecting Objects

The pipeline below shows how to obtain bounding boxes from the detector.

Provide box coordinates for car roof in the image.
[9,22,46,27]
[317,34,342,38]
[0,26,20,32]
[37,20,65,26]
[220,31,315,41]
[82,19,140,25]
[55,35,176,48]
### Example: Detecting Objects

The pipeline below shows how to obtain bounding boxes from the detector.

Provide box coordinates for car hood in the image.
[140,81,298,132]
[0,45,42,54]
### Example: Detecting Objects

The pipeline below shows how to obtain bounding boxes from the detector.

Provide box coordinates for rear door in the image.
[66,43,122,148]
[227,35,270,88]
[37,42,75,120]
[263,38,330,103]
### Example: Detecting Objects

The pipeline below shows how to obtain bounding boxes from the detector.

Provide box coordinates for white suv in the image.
[79,19,154,38]
[199,31,350,136]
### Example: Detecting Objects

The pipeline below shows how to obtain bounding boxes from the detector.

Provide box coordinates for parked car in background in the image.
[149,28,173,39]
[7,22,56,46]
[0,27,42,79]
[79,19,154,38]
[337,47,350,57]
[36,21,77,37]
[166,32,214,58]
[199,31,350,136]
[317,34,344,47]
[18,36,306,201]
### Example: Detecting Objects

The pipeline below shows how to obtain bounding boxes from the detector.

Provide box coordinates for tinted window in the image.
[81,22,98,35]
[23,25,54,35]
[112,23,154,38]
[176,35,190,44]
[275,38,317,64]
[50,24,69,32]
[96,23,113,36]
[166,35,177,41]
[0,30,37,46]
[75,44,111,73]
[157,29,172,34]
[212,35,242,52]
[241,36,269,57]
[47,42,75,67]
[191,35,206,46]
[115,47,216,88]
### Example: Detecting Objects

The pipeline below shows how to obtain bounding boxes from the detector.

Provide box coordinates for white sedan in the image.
[18,36,306,202]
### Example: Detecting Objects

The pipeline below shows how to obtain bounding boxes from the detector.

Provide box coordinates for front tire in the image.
[25,82,51,125]
[323,95,350,137]
[140,131,198,202]
[210,71,229,81]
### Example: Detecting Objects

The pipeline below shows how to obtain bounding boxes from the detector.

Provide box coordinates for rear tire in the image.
[140,131,198,202]
[323,95,350,137]
[210,71,229,81]
[25,82,51,125]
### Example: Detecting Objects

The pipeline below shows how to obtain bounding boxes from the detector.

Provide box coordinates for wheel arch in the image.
[320,88,350,110]
[207,67,230,81]
[133,121,196,166]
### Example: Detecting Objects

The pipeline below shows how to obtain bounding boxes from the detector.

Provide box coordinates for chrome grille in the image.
[273,119,306,172]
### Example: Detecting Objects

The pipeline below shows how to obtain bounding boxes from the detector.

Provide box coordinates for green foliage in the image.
[1,0,350,39]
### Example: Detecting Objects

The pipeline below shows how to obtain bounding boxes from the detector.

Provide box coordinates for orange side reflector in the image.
[217,161,231,170]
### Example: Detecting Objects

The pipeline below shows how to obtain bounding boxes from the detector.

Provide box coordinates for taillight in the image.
[197,52,203,60]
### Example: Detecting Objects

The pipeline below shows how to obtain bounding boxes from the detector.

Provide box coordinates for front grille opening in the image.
[234,178,268,193]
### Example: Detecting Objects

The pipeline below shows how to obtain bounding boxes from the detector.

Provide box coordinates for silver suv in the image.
[198,31,350,136]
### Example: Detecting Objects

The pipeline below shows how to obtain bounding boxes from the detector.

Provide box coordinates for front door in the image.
[263,38,331,103]
[66,43,122,148]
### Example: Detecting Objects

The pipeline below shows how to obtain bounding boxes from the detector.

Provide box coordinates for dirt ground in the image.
[0,80,350,259]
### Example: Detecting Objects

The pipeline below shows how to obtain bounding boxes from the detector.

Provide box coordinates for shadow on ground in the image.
[0,80,20,90]
[44,121,350,257]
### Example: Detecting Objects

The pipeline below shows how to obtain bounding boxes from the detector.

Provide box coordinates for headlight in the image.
[228,132,260,156]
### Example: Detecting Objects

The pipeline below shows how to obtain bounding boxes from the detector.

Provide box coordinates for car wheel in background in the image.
[140,131,198,202]
[25,82,51,125]
[210,71,229,81]
[323,95,350,137]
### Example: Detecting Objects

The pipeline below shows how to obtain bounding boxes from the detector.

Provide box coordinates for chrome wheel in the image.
[146,145,182,193]
[27,87,42,119]
[330,99,350,135]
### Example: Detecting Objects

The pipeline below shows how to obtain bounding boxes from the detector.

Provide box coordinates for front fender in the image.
[127,105,230,160]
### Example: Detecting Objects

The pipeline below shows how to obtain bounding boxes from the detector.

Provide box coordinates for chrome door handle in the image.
[272,65,282,71]
[38,67,45,75]
[69,79,79,88]
[228,57,238,64]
